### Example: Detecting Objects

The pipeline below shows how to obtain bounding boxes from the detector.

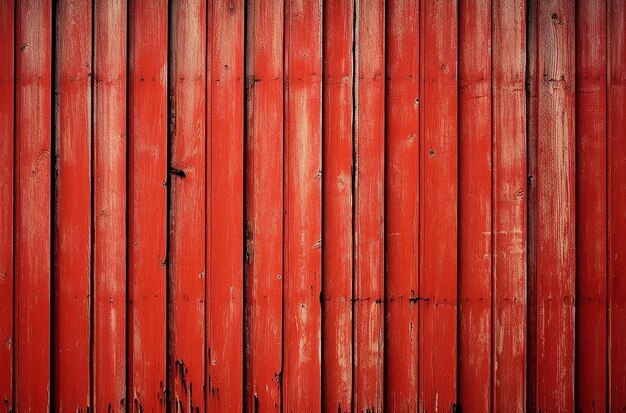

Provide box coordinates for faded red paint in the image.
[322,0,354,411]
[0,1,624,411]
[283,0,323,409]
[245,0,284,410]
[93,0,127,410]
[128,0,168,409]
[55,0,92,408]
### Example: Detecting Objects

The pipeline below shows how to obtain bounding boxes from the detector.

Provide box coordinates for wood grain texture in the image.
[244,0,284,410]
[283,0,323,409]
[93,0,127,410]
[576,0,607,411]
[526,0,539,410]
[14,0,52,409]
[458,0,492,411]
[322,0,353,411]
[207,0,245,410]
[3,3,624,410]
[492,0,527,410]
[609,0,626,409]
[385,0,418,410]
[54,0,92,409]
[168,0,206,411]
[535,0,576,410]
[0,0,14,409]
[419,0,458,410]
[353,0,385,410]
[128,0,168,409]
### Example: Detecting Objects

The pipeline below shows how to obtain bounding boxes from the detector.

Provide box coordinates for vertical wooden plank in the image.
[0,0,14,410]
[0,0,14,409]
[14,0,52,410]
[576,0,608,411]
[385,0,418,410]
[418,0,458,410]
[609,0,626,409]
[526,0,539,410]
[535,0,576,410]
[168,0,206,411]
[128,0,168,409]
[207,0,244,410]
[458,0,491,411]
[244,0,284,410]
[93,0,127,410]
[353,0,385,410]
[322,0,353,410]
[54,0,92,409]
[492,0,527,409]
[283,0,323,409]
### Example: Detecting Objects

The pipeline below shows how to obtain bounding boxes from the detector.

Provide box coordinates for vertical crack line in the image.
[166,0,173,408]
[242,0,250,410]
[319,0,325,406]
[281,0,288,410]
[350,0,357,409]
[489,1,497,411]
[204,0,210,407]
[11,0,17,407]
[417,0,425,408]
[124,0,131,408]
[89,0,96,408]
[51,0,59,409]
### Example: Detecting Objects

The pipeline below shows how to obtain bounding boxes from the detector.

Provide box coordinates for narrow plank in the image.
[322,0,353,410]
[458,0,491,410]
[576,0,608,411]
[54,0,92,409]
[353,0,385,410]
[14,0,52,410]
[525,0,539,410]
[0,0,14,409]
[207,0,244,409]
[168,0,206,411]
[492,0,527,409]
[419,0,458,410]
[609,0,626,409]
[244,0,284,410]
[535,0,576,410]
[128,0,168,409]
[384,0,418,410]
[93,0,127,410]
[283,0,323,409]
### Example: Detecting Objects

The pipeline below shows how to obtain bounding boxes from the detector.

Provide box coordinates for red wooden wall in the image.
[0,0,625,411]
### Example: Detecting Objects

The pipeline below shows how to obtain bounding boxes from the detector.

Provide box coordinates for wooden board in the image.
[322,0,353,410]
[526,0,539,410]
[458,0,491,410]
[491,0,527,409]
[419,0,459,410]
[128,0,168,409]
[283,0,323,409]
[0,0,14,409]
[576,0,608,411]
[207,0,245,410]
[54,0,92,409]
[92,0,127,410]
[609,0,626,409]
[244,0,284,410]
[384,0,419,410]
[168,0,206,411]
[353,0,385,410]
[14,0,52,410]
[535,0,576,410]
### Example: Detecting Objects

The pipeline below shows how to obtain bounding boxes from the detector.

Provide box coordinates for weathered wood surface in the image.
[0,2,623,411]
